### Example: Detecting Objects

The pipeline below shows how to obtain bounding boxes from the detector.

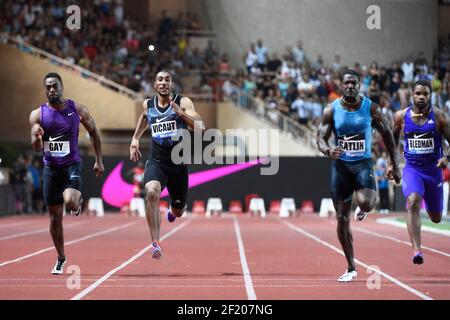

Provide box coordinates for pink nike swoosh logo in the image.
[101,160,262,208]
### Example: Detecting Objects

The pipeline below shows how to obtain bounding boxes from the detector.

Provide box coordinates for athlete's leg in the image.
[406,192,422,251]
[48,204,65,260]
[354,159,377,220]
[43,165,66,260]
[166,164,189,221]
[423,168,444,224]
[62,163,83,214]
[144,181,162,243]
[331,160,356,273]
[402,165,425,258]
[171,206,186,218]
[427,212,442,223]
[355,189,377,212]
[142,160,168,248]
[335,200,356,271]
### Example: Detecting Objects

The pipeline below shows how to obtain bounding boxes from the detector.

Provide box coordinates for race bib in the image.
[337,133,366,157]
[44,141,70,157]
[151,120,178,139]
[407,132,434,154]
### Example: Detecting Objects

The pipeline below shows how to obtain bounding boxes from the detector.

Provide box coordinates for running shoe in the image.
[51,257,67,275]
[354,207,368,221]
[338,269,357,282]
[413,250,424,265]
[167,210,176,223]
[151,242,162,259]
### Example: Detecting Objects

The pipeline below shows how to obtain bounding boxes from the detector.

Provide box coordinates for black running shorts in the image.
[330,158,376,204]
[43,162,82,206]
[143,159,188,209]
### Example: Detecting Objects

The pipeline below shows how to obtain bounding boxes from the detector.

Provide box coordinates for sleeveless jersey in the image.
[40,99,81,167]
[146,94,187,161]
[332,96,373,162]
[403,106,442,167]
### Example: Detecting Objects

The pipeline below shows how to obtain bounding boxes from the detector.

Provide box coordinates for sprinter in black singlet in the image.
[130,71,204,259]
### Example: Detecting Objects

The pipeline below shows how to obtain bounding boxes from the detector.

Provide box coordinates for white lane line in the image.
[71,218,192,300]
[232,215,257,300]
[0,221,88,241]
[0,221,34,229]
[8,283,450,289]
[377,217,450,237]
[279,219,433,300]
[353,227,450,258]
[0,221,139,267]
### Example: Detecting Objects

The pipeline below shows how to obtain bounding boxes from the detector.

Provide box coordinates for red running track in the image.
[0,212,449,300]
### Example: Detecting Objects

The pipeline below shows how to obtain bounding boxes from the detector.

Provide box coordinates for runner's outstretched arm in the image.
[371,103,400,183]
[130,100,150,161]
[77,103,104,177]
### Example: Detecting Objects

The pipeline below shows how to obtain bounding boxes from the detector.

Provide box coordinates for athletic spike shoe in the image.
[51,257,67,275]
[151,242,162,259]
[413,250,424,265]
[338,269,357,282]
[354,207,368,221]
[167,210,176,223]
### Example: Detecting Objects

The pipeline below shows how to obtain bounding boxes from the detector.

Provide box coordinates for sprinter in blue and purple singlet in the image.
[393,80,450,265]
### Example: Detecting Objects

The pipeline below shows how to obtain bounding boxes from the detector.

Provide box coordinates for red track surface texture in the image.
[0,213,449,300]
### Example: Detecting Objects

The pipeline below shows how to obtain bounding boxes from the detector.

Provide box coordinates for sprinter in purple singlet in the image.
[393,80,450,265]
[29,73,104,274]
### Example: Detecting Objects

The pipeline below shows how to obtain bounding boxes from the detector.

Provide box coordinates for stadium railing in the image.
[225,84,320,154]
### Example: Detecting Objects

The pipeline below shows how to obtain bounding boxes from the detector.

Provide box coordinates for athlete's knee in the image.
[407,198,421,212]
[171,207,185,218]
[336,214,350,225]
[358,201,374,213]
[64,198,77,210]
[49,213,63,224]
[356,191,376,211]
[145,184,160,203]
[63,192,80,210]
[429,214,441,224]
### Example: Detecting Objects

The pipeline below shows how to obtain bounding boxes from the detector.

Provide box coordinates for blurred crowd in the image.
[230,37,450,156]
[0,153,45,214]
[233,38,450,134]
[0,0,224,96]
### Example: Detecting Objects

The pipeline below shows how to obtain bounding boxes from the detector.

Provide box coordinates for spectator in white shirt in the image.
[244,43,258,74]
[297,74,315,94]
[291,94,309,125]
[401,57,415,83]
[256,39,268,71]
[291,40,305,66]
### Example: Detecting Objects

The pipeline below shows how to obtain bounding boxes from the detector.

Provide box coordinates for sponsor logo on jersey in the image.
[337,133,365,156]
[407,132,434,154]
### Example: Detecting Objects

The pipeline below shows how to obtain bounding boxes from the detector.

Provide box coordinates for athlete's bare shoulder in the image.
[393,108,407,125]
[29,107,41,125]
[433,106,450,131]
[433,106,446,118]
[180,96,194,109]
[142,99,150,110]
[321,103,334,123]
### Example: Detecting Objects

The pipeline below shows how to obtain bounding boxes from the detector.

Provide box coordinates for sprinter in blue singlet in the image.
[317,69,400,282]
[129,71,204,260]
[392,80,450,265]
